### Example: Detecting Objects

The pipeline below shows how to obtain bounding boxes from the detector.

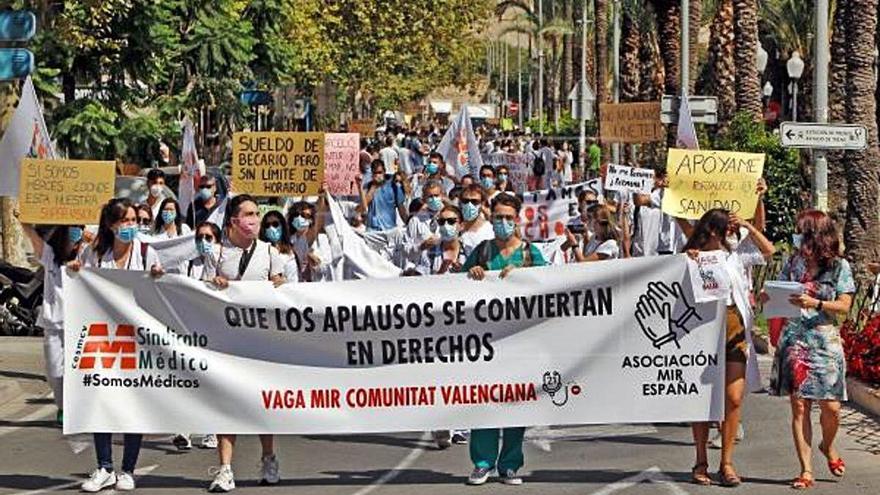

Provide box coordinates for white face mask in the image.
[149,185,163,198]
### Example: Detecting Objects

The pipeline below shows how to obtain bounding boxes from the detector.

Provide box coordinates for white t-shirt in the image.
[154,223,192,240]
[186,254,218,281]
[79,238,160,271]
[379,146,399,173]
[583,237,620,260]
[561,150,574,182]
[37,248,64,329]
[459,221,495,258]
[217,238,284,281]
[278,251,301,284]
[632,204,662,257]
[651,189,687,253]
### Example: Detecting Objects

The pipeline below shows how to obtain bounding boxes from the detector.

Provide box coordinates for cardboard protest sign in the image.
[349,119,375,136]
[604,164,655,194]
[520,179,602,241]
[324,133,360,196]
[18,159,115,225]
[599,102,664,143]
[662,149,765,220]
[232,132,325,197]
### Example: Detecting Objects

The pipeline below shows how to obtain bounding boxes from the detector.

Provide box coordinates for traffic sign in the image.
[508,101,519,114]
[0,48,33,81]
[779,122,868,150]
[660,95,718,124]
[0,11,36,42]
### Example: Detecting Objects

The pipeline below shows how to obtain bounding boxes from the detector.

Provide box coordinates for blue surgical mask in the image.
[291,216,311,231]
[480,176,495,189]
[196,239,214,256]
[461,202,480,222]
[493,218,516,240]
[68,226,84,244]
[198,187,213,201]
[426,196,444,212]
[265,225,283,243]
[116,225,138,243]
[498,173,508,183]
[161,210,176,224]
[426,163,440,175]
[440,223,458,241]
[792,233,803,249]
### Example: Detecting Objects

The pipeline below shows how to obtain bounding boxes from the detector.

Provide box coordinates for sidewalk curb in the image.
[847,377,880,418]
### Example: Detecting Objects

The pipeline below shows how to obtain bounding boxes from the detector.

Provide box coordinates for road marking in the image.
[526,424,659,452]
[590,466,688,495]
[349,432,432,495]
[12,464,159,495]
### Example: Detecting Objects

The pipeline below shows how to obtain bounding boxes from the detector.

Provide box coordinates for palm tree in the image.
[698,0,735,135]
[620,3,642,102]
[732,0,762,120]
[843,0,880,279]
[653,0,681,96]
[828,0,848,220]
[594,0,609,158]
[688,0,701,93]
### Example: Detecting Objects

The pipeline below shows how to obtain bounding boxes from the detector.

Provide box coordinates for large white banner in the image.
[520,180,602,241]
[63,256,725,435]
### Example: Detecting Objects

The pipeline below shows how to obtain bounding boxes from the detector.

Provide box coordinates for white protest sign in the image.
[686,250,731,303]
[604,164,655,195]
[520,179,602,241]
[481,152,532,194]
[63,256,725,434]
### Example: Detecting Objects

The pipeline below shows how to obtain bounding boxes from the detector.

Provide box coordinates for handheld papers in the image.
[762,281,805,318]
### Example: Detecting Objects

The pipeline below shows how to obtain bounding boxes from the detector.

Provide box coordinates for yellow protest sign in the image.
[18,159,116,225]
[232,132,325,197]
[662,148,765,220]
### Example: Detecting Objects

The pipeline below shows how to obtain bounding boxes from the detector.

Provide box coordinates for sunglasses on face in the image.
[196,234,215,242]
[460,198,482,206]
[437,218,458,226]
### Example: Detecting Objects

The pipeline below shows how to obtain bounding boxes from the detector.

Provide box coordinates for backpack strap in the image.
[476,239,494,269]
[521,240,533,268]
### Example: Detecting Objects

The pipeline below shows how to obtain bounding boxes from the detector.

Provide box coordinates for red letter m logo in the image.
[79,323,137,370]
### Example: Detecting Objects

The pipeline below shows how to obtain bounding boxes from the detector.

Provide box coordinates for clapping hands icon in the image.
[635,281,702,349]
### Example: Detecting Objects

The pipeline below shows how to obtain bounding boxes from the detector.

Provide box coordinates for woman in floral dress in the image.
[773,210,854,489]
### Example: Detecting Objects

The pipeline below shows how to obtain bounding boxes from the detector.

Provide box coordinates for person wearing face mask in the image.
[144,168,166,220]
[679,208,774,488]
[286,197,327,282]
[18,219,85,427]
[170,221,223,452]
[763,210,853,490]
[187,175,222,228]
[415,205,467,275]
[403,181,445,269]
[458,184,495,258]
[460,193,545,486]
[260,210,300,283]
[208,195,285,493]
[133,203,153,235]
[358,160,408,231]
[495,165,515,194]
[154,198,191,239]
[567,204,621,262]
[66,198,162,493]
[478,165,497,197]
[411,151,457,199]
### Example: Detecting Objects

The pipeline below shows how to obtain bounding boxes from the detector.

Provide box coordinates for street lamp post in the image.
[814,0,829,211]
[787,51,805,122]
[578,0,588,170]
[538,0,544,136]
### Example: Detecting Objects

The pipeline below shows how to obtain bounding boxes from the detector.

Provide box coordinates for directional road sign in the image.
[0,48,33,80]
[780,122,868,150]
[0,11,36,42]
[660,95,718,124]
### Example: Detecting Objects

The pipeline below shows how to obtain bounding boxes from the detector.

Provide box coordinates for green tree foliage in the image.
[714,112,804,243]
[53,100,119,160]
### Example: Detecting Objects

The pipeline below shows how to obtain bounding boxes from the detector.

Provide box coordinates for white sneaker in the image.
[208,465,235,492]
[201,434,218,449]
[81,468,116,492]
[499,469,523,486]
[259,455,280,485]
[173,433,193,450]
[115,471,136,491]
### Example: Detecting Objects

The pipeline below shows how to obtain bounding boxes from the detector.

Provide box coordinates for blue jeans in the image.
[93,433,143,473]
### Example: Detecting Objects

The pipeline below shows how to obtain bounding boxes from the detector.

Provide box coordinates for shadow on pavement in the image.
[303,434,433,450]
[0,369,46,382]
[0,474,75,490]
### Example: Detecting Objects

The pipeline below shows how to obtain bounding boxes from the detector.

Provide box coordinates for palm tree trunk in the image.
[638,12,666,165]
[844,0,880,280]
[621,13,640,102]
[688,0,701,94]
[655,0,681,146]
[828,0,848,221]
[594,0,610,161]
[563,0,573,100]
[698,0,735,136]
[732,0,762,120]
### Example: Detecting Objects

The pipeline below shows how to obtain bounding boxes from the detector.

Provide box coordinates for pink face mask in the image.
[233,215,260,239]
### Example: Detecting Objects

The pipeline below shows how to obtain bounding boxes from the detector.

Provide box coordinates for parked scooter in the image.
[0,260,43,336]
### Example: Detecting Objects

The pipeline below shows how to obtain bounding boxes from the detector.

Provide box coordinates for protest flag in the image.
[436,105,483,177]
[0,76,55,197]
[179,117,201,217]
[675,93,700,150]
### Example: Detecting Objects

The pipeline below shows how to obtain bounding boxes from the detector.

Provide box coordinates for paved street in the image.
[1,337,879,494]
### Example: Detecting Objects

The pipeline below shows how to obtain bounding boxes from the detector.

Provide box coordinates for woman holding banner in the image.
[681,208,774,487]
[208,194,285,492]
[67,198,162,492]
[769,210,854,490]
[19,219,86,427]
